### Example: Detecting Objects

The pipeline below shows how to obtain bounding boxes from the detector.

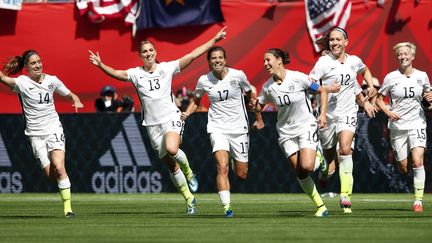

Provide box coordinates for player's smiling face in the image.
[328,30,347,57]
[396,46,414,68]
[209,50,226,73]
[139,42,157,67]
[25,54,43,78]
[263,53,281,74]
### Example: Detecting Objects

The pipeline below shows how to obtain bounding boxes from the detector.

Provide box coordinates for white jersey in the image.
[127,61,181,126]
[258,69,316,138]
[194,68,251,134]
[13,74,70,136]
[379,69,430,130]
[309,53,363,119]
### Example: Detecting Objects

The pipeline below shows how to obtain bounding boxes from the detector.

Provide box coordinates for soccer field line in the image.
[0,195,413,203]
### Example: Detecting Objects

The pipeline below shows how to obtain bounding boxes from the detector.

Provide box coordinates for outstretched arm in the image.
[89,50,129,81]
[178,26,227,71]
[0,71,16,88]
[66,92,84,113]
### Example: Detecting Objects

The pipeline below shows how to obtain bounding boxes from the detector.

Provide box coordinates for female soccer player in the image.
[181,46,264,217]
[89,27,227,215]
[309,27,376,213]
[0,50,83,218]
[376,42,431,212]
[255,48,329,217]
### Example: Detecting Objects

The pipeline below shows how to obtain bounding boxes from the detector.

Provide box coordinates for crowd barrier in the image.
[0,112,430,193]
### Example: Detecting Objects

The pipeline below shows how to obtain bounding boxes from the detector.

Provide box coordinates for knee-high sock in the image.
[297,176,324,208]
[218,190,231,211]
[58,177,72,214]
[339,155,353,199]
[413,166,425,202]
[172,150,193,179]
[170,169,193,204]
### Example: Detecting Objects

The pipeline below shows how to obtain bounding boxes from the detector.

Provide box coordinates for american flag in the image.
[76,0,140,24]
[305,0,352,52]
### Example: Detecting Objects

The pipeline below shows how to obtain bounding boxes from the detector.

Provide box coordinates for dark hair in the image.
[3,50,38,75]
[266,48,290,64]
[329,27,348,40]
[207,46,226,61]
[138,40,155,52]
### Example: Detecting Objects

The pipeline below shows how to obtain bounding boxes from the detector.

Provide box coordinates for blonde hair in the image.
[393,42,416,56]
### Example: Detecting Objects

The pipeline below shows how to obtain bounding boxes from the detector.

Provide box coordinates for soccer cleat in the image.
[413,201,423,212]
[186,197,196,215]
[340,196,352,214]
[224,208,234,218]
[315,206,329,217]
[187,174,199,193]
[343,207,352,214]
[317,151,329,188]
[65,212,75,219]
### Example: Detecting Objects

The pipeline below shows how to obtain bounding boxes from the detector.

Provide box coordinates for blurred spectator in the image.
[120,95,135,112]
[175,86,191,112]
[175,86,208,112]
[94,85,122,112]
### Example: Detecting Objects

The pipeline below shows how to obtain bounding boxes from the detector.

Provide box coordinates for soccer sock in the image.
[297,176,324,208]
[218,190,231,211]
[172,150,193,180]
[170,169,193,203]
[339,155,353,199]
[58,177,72,214]
[413,166,425,202]
[313,153,321,172]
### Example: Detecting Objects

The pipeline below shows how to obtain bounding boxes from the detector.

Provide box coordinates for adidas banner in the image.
[0,112,430,193]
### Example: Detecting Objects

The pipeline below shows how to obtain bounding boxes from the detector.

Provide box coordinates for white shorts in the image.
[320,114,357,149]
[146,114,184,159]
[28,127,65,168]
[279,125,318,158]
[390,128,426,161]
[209,132,249,163]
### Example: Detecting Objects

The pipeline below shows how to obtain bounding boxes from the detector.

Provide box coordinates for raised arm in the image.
[0,71,16,88]
[178,26,227,71]
[88,50,128,81]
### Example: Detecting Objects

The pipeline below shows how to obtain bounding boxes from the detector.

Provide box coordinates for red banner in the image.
[0,1,431,113]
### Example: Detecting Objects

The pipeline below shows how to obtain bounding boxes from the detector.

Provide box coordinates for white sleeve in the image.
[12,77,22,93]
[257,83,270,105]
[299,71,312,90]
[309,58,325,82]
[353,56,366,74]
[422,72,431,91]
[126,68,138,84]
[239,70,251,92]
[54,77,71,96]
[378,75,392,96]
[194,77,205,99]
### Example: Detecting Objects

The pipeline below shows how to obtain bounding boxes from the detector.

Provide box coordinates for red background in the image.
[0,1,431,113]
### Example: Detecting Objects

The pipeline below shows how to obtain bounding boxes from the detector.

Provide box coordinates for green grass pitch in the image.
[0,193,431,242]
